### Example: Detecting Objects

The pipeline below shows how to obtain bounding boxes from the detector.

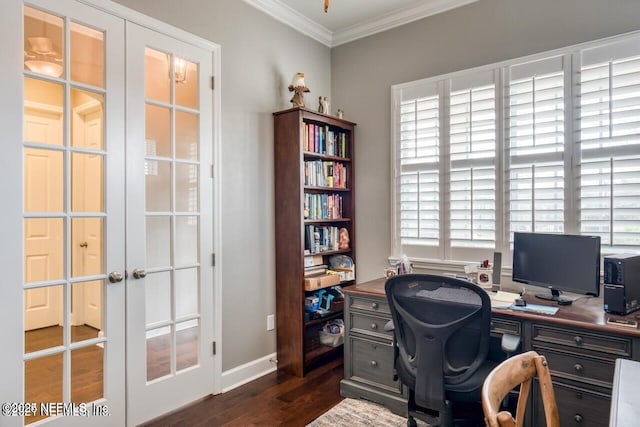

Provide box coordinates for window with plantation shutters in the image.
[394,83,441,258]
[507,57,566,239]
[391,31,640,264]
[579,39,640,251]
[449,72,497,249]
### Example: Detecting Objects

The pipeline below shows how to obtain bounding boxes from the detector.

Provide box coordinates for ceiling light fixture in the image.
[24,37,63,78]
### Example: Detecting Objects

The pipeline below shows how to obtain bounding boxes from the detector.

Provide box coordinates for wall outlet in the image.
[267,314,275,331]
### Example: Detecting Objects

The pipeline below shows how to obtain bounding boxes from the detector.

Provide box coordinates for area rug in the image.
[307,398,429,426]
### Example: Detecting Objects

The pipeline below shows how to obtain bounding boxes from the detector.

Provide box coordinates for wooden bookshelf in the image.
[274,107,356,377]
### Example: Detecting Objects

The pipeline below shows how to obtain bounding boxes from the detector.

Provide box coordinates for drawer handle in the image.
[370,323,378,330]
[574,414,583,423]
[370,360,378,367]
[573,363,584,374]
[574,336,583,345]
[371,302,378,309]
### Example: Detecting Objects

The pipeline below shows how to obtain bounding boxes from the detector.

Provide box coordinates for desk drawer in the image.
[532,324,631,357]
[349,336,401,393]
[349,296,391,316]
[534,345,616,388]
[535,380,610,427]
[350,312,393,340]
[491,317,521,336]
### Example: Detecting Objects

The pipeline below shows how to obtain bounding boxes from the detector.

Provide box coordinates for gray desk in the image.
[610,358,640,427]
[341,278,640,426]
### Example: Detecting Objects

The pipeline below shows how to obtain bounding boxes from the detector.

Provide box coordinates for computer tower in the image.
[603,254,640,315]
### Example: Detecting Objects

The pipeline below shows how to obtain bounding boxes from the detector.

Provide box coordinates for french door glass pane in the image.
[175,216,198,265]
[71,280,103,343]
[71,152,104,212]
[25,353,63,425]
[175,268,198,318]
[24,148,63,213]
[71,345,104,403]
[176,320,199,372]
[175,58,198,109]
[70,22,104,88]
[24,218,64,283]
[71,218,104,278]
[24,7,64,78]
[24,78,64,146]
[71,88,104,150]
[146,326,172,381]
[175,110,199,160]
[145,160,171,211]
[145,271,172,326]
[145,48,170,104]
[146,104,171,158]
[24,285,64,353]
[175,163,199,212]
[146,216,171,268]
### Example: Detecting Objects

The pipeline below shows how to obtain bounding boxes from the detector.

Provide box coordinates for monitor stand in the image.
[535,288,573,306]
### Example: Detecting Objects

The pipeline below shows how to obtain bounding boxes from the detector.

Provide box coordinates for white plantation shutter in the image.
[390,32,640,263]
[396,83,441,254]
[580,40,640,250]
[507,57,566,238]
[449,72,497,249]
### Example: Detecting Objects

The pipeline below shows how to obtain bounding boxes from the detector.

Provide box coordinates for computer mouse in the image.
[515,298,526,307]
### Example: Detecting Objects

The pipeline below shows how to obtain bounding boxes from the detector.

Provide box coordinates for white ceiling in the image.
[243,0,478,47]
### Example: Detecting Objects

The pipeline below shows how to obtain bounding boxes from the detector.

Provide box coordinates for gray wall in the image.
[113,0,331,371]
[331,0,640,283]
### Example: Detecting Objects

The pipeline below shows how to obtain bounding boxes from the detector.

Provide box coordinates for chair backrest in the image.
[482,351,559,427]
[385,274,491,412]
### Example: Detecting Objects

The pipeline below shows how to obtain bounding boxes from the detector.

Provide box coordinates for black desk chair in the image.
[385,274,497,427]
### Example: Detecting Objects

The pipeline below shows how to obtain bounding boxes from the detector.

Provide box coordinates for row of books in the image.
[304,193,343,220]
[304,225,340,254]
[303,123,349,158]
[304,160,348,188]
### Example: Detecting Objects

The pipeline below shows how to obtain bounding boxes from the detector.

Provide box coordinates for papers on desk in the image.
[488,290,520,309]
[510,303,559,316]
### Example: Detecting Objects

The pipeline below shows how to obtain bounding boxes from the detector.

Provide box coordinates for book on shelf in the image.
[302,122,349,158]
[303,160,348,188]
[304,254,324,268]
[304,225,340,254]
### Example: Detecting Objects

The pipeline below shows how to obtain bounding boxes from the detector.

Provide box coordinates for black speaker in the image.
[492,252,502,290]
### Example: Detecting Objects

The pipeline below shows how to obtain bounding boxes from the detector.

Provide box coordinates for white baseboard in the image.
[221,352,278,393]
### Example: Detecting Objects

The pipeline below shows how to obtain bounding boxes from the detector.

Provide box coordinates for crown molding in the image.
[242,0,332,47]
[332,0,479,47]
[243,0,478,48]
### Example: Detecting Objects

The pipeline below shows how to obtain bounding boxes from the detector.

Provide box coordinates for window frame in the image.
[390,30,640,269]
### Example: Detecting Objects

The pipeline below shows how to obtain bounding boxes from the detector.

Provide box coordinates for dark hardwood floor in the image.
[142,356,345,427]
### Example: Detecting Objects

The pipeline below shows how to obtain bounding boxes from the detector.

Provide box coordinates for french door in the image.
[14,0,126,426]
[125,22,214,426]
[0,1,216,426]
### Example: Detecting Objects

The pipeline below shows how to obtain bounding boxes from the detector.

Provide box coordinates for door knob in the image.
[108,271,124,283]
[132,268,147,279]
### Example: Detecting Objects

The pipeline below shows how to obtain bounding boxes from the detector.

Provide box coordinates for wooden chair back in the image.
[482,351,559,427]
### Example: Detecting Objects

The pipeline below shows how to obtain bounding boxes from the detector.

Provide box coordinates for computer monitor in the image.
[512,232,601,305]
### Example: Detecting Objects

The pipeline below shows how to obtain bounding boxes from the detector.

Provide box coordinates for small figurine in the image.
[318,96,329,114]
[336,108,344,119]
[338,227,350,250]
[288,72,310,107]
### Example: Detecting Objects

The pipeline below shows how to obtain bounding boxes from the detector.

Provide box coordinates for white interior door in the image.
[125,22,215,426]
[8,1,127,426]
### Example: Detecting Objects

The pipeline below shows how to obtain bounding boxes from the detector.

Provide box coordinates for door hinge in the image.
[211,164,214,178]
[212,341,217,355]
[212,253,216,266]
[211,76,215,90]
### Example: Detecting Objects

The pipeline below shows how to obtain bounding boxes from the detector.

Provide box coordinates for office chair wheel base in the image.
[407,416,418,427]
